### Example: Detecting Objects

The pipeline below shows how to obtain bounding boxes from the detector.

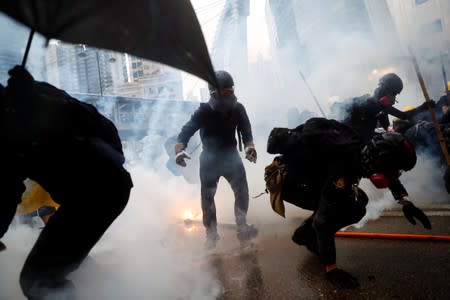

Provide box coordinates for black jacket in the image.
[342,96,428,144]
[0,77,127,239]
[177,102,253,152]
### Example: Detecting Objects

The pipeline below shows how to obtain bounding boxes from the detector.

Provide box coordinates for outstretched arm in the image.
[175,107,202,166]
[237,104,257,162]
[388,176,431,229]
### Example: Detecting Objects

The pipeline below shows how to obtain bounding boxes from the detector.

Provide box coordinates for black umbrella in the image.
[0,0,217,87]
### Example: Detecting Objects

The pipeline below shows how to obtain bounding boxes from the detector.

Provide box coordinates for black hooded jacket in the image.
[177,102,253,153]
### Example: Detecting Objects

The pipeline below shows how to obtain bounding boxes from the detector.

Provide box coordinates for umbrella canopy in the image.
[0,0,217,87]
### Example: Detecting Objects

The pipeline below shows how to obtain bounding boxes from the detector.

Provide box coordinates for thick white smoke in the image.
[0,164,222,299]
[2,1,449,298]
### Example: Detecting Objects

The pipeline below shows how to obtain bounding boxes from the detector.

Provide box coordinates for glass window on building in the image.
[133,70,144,78]
[148,87,157,95]
[420,19,443,35]
[415,0,429,5]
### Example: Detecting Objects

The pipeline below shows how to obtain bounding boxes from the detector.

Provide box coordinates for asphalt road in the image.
[184,215,450,300]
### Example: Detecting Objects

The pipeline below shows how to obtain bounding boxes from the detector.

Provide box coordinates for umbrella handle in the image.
[22,29,35,67]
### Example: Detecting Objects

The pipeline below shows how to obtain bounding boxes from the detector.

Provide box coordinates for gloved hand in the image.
[7,65,34,97]
[326,268,360,289]
[245,146,257,163]
[400,198,431,229]
[0,240,6,252]
[174,143,190,167]
[244,141,257,163]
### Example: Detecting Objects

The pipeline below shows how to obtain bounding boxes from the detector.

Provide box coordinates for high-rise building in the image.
[265,0,308,90]
[114,56,183,100]
[45,43,115,95]
[0,14,46,84]
[386,0,450,97]
[211,0,250,85]
[292,0,375,70]
[265,0,413,103]
[45,43,183,100]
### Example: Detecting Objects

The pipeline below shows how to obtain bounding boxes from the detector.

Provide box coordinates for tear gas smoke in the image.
[0,165,221,299]
[1,1,449,298]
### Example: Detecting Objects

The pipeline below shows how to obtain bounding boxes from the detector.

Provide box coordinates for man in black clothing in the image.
[175,70,257,248]
[0,66,133,299]
[269,118,431,289]
[333,73,434,144]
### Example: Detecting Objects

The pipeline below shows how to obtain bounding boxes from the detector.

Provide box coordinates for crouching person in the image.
[265,118,431,289]
[0,66,133,299]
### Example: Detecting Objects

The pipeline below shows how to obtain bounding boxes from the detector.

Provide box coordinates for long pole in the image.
[441,52,449,100]
[408,46,450,165]
[335,231,450,242]
[21,29,35,67]
[298,69,326,117]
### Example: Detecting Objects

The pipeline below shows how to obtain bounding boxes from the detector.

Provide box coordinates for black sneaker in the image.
[292,223,318,254]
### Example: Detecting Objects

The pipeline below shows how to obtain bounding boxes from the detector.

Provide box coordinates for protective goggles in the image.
[211,86,234,98]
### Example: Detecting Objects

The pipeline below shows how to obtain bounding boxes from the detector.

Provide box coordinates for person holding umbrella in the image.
[0,66,133,299]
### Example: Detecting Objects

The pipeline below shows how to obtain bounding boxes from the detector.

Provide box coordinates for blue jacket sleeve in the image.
[236,103,253,145]
[177,105,203,146]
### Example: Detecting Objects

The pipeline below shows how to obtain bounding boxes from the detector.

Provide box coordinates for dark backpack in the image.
[265,118,362,210]
[267,118,362,161]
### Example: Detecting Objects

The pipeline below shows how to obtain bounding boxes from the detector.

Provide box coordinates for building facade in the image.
[0,14,46,84]
[386,0,450,97]
[44,43,183,100]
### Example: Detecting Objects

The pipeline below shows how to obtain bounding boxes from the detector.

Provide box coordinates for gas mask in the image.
[374,86,396,107]
[208,86,237,113]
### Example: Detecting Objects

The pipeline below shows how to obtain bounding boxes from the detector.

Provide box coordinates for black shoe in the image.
[237,224,258,243]
[326,268,360,289]
[292,221,318,254]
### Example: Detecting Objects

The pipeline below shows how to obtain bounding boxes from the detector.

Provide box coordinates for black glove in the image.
[326,268,360,289]
[7,65,34,97]
[402,201,432,229]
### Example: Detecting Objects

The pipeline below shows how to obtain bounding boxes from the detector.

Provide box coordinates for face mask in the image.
[374,87,396,106]
[208,87,237,113]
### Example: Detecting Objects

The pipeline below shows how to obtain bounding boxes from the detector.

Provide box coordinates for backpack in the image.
[264,118,362,215]
[267,118,361,159]
[263,157,287,217]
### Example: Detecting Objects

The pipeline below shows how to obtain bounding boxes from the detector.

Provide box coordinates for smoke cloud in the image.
[1,1,449,298]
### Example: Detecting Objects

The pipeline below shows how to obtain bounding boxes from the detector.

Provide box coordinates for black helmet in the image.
[208,70,234,91]
[379,73,403,95]
[362,132,416,174]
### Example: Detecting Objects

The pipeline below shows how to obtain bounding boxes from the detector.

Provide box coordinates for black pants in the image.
[19,152,133,299]
[293,180,368,265]
[199,150,249,232]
